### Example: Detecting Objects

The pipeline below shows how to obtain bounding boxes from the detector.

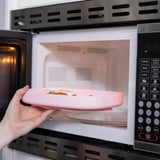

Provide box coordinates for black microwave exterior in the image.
[0,30,32,120]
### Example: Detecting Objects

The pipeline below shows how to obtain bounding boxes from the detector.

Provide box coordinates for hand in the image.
[0,86,55,150]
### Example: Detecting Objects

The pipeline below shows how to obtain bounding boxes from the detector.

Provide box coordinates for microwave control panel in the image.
[135,31,160,153]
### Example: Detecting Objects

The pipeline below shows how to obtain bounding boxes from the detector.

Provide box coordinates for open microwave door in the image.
[0,30,32,120]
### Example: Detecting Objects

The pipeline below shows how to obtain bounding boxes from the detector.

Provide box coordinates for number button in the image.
[154,102,160,109]
[146,101,152,108]
[154,110,160,117]
[146,126,151,133]
[138,109,144,115]
[146,110,152,116]
[138,117,143,123]
[154,119,160,125]
[146,118,152,125]
[138,101,144,107]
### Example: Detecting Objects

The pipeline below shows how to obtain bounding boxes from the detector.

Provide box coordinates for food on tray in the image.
[43,89,77,96]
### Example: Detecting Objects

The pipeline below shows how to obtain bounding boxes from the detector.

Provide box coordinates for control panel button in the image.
[140,78,149,84]
[140,65,149,71]
[151,86,160,93]
[139,133,158,142]
[140,59,150,65]
[151,67,160,72]
[146,118,151,124]
[138,101,144,107]
[152,72,160,78]
[145,134,151,140]
[138,117,143,123]
[152,58,160,65]
[139,86,148,92]
[146,126,151,133]
[137,125,143,131]
[154,102,160,109]
[154,127,159,134]
[138,109,144,115]
[154,110,160,117]
[151,93,160,101]
[151,79,160,85]
[154,119,160,125]
[146,109,152,116]
[139,93,148,100]
[146,101,152,108]
[140,72,149,78]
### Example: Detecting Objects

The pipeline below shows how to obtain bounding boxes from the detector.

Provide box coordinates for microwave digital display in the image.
[144,42,160,53]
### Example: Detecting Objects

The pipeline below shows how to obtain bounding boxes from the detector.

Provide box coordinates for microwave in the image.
[2,0,160,160]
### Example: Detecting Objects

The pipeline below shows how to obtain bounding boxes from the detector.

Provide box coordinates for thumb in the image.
[11,85,29,104]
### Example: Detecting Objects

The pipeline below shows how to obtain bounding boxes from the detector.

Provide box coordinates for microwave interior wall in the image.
[32,26,137,145]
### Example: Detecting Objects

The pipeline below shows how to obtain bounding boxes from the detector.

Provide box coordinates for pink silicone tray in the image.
[22,88,123,111]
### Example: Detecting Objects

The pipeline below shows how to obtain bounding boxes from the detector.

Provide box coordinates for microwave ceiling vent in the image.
[11,0,160,31]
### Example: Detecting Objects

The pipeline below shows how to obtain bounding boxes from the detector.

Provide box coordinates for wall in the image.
[0,0,5,29]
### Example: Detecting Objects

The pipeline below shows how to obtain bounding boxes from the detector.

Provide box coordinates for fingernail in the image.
[23,85,29,89]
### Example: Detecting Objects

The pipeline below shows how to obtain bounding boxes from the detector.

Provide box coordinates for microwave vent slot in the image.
[67,16,81,21]
[29,13,42,25]
[112,4,130,10]
[47,11,61,23]
[64,145,78,151]
[112,3,130,17]
[45,147,57,154]
[138,0,158,15]
[45,140,58,146]
[27,137,39,142]
[67,9,81,14]
[139,1,158,6]
[139,9,158,14]
[14,15,25,20]
[64,144,78,159]
[88,7,104,12]
[88,6,104,20]
[112,12,130,17]
[30,20,42,24]
[48,18,61,23]
[85,149,100,156]
[12,137,23,145]
[27,143,39,149]
[67,9,82,21]
[30,14,42,18]
[48,11,60,16]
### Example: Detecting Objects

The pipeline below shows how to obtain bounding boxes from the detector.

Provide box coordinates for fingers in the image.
[26,109,55,130]
[11,85,29,104]
[40,109,56,122]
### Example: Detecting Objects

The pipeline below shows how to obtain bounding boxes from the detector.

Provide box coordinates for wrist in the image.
[0,121,15,150]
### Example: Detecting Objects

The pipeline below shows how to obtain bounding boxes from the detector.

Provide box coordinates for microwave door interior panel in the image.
[0,30,32,121]
[2,0,160,160]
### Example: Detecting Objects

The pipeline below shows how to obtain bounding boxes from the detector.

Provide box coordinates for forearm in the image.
[0,122,14,150]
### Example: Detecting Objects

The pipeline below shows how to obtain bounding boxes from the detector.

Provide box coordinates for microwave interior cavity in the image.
[37,40,129,127]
